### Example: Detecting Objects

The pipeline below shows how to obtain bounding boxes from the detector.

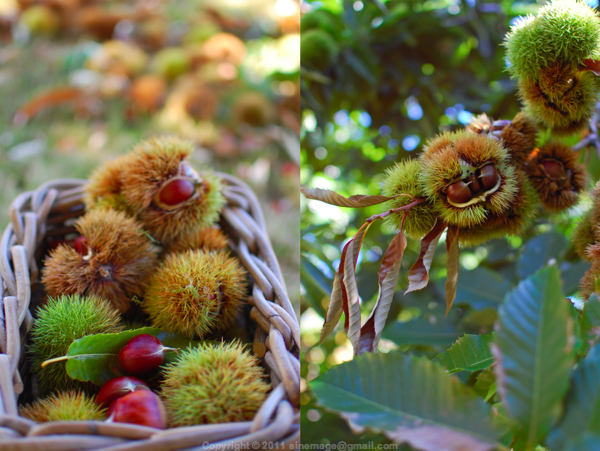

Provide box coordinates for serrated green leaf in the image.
[61,327,200,385]
[494,265,573,448]
[310,352,501,451]
[434,334,494,373]
[546,343,600,450]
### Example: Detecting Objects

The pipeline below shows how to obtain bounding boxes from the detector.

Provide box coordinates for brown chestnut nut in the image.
[477,165,499,190]
[540,159,566,180]
[468,176,481,195]
[446,180,473,204]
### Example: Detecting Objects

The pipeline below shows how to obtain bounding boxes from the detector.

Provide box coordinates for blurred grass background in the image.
[0,0,300,313]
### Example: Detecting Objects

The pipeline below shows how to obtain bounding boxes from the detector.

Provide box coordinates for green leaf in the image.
[463,308,498,331]
[455,267,510,310]
[310,352,501,451]
[342,51,377,85]
[382,312,461,348]
[434,334,494,373]
[562,260,590,295]
[562,433,600,451]
[301,256,330,318]
[517,232,567,279]
[472,368,496,401]
[581,294,600,335]
[61,328,199,385]
[546,343,600,450]
[494,265,573,448]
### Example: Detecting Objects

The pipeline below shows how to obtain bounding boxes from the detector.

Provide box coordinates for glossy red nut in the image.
[96,376,149,409]
[540,159,566,179]
[446,180,473,204]
[158,178,195,206]
[118,334,175,377]
[74,236,89,255]
[107,389,167,429]
[477,164,499,190]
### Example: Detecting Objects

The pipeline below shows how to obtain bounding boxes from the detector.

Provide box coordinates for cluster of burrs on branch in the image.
[302,0,600,356]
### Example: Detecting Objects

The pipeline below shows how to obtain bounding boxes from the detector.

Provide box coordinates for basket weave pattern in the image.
[0,173,300,450]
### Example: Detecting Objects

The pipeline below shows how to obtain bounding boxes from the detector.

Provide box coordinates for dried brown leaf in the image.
[318,273,343,344]
[406,219,447,294]
[358,231,407,354]
[342,237,362,353]
[14,87,88,126]
[351,223,372,269]
[317,222,372,347]
[301,187,398,208]
[445,226,460,315]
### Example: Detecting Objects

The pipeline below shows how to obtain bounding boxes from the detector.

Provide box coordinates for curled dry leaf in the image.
[301,187,399,208]
[445,226,460,315]
[358,231,407,355]
[341,237,363,353]
[318,273,343,345]
[320,223,372,345]
[406,219,447,294]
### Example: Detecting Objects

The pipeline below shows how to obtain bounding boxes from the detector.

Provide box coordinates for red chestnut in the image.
[74,236,89,255]
[157,178,195,206]
[118,334,176,377]
[477,164,499,190]
[96,376,149,409]
[467,176,481,195]
[107,389,167,429]
[540,159,566,180]
[446,180,473,204]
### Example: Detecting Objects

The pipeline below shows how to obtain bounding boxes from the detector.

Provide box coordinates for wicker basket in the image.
[0,172,300,450]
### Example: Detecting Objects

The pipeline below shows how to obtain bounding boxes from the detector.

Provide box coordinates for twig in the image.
[366,198,427,222]
[572,134,595,151]
[573,100,600,158]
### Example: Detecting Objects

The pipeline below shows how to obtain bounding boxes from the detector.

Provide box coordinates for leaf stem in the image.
[41,355,77,368]
[366,198,426,222]
[41,353,118,368]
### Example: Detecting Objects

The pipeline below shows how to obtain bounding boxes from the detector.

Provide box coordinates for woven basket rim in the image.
[0,172,299,450]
